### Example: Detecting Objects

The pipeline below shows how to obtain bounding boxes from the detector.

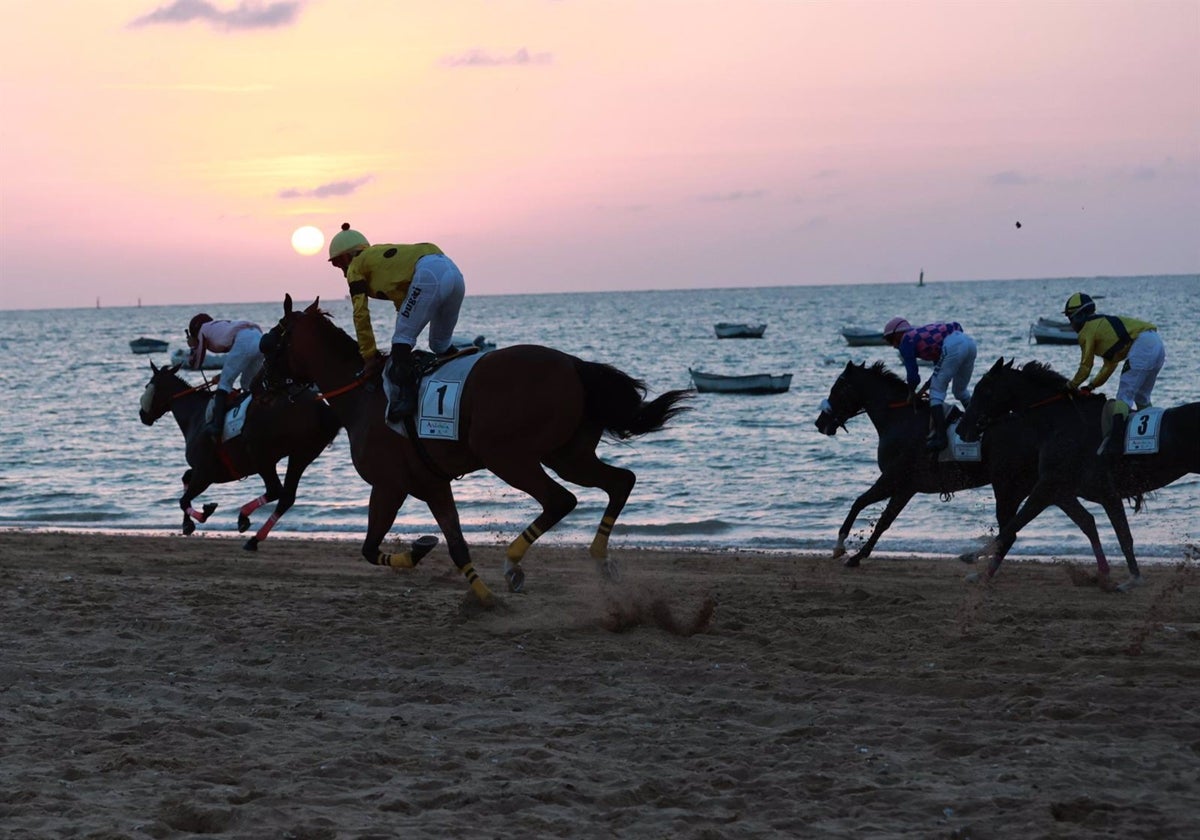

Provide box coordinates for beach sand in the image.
[2,531,1197,839]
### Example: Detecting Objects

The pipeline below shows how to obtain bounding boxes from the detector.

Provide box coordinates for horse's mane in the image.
[302,307,360,359]
[1016,360,1069,387]
[857,360,909,391]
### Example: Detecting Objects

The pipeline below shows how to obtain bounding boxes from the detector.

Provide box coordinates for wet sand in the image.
[2,531,1197,839]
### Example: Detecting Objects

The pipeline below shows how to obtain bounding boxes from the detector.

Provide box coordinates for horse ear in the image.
[284,293,293,316]
[150,360,158,373]
[169,363,182,374]
[304,297,320,314]
[989,357,1005,372]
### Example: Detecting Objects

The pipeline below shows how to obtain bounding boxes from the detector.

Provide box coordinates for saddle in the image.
[412,345,481,378]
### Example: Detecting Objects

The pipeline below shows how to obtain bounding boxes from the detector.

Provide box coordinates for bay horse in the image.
[261,295,692,606]
[956,358,1200,590]
[814,361,1119,572]
[138,362,341,550]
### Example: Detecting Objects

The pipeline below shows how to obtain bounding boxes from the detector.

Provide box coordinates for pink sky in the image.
[1,0,1197,310]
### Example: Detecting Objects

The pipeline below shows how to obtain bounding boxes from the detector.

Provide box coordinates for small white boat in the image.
[689,368,792,395]
[129,337,169,354]
[450,334,496,352]
[170,347,225,370]
[1029,317,1077,345]
[841,327,888,347]
[714,322,767,339]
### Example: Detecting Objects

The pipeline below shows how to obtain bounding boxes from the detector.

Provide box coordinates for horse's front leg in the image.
[1054,496,1116,589]
[835,477,894,566]
[358,484,434,569]
[1097,494,1143,591]
[426,484,495,606]
[239,464,281,551]
[179,471,217,535]
[848,489,916,565]
[967,484,1057,580]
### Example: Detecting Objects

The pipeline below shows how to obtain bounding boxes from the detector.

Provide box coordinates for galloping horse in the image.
[957,358,1200,589]
[262,295,692,605]
[139,362,341,549]
[815,360,1039,565]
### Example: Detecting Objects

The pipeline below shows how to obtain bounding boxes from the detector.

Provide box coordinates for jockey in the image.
[1063,292,1164,455]
[882,317,978,452]
[186,314,264,438]
[327,222,466,423]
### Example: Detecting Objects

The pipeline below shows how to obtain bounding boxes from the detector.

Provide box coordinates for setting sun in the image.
[290,225,325,256]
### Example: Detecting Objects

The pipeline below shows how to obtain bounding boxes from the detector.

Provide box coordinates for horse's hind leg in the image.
[240,465,282,551]
[545,445,635,581]
[1055,496,1114,586]
[486,459,578,592]
[179,473,217,535]
[1097,494,1143,590]
[846,489,916,567]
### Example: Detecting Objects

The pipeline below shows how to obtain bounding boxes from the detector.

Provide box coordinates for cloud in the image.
[129,0,303,31]
[694,190,767,203]
[442,48,553,68]
[987,170,1039,186]
[279,176,372,200]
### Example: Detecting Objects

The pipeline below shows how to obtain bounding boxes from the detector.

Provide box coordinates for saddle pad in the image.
[384,352,486,440]
[937,419,982,463]
[1124,407,1165,455]
[205,393,250,442]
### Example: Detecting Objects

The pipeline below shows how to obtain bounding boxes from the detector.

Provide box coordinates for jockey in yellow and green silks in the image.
[327,222,466,422]
[1063,293,1164,410]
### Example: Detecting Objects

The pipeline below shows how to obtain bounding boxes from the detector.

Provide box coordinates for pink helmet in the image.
[883,317,912,337]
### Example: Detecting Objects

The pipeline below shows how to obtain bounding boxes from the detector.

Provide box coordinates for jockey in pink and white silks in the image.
[186,314,264,438]
[883,318,977,451]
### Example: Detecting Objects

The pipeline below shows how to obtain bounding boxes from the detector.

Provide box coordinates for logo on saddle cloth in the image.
[205,393,251,442]
[385,351,487,440]
[937,419,982,463]
[1122,407,1165,455]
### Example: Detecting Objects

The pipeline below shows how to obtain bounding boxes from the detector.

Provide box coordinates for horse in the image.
[138,362,341,550]
[956,357,1200,590]
[813,360,1132,575]
[260,295,693,606]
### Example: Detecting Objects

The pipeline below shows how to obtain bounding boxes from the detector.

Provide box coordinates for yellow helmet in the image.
[328,222,369,261]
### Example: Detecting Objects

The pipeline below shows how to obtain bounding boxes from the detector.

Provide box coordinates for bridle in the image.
[259,316,373,403]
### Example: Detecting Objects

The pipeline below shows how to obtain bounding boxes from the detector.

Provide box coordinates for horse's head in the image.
[139,361,186,425]
[260,294,362,392]
[814,361,906,435]
[958,357,1020,442]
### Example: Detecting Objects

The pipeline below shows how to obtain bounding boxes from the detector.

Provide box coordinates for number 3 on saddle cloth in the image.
[1121,407,1166,455]
[383,350,488,441]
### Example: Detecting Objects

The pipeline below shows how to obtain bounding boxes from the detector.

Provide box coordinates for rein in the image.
[315,372,372,402]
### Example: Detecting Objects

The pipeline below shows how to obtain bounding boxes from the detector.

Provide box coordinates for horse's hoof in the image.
[842,556,861,568]
[237,514,251,533]
[1117,575,1145,593]
[831,546,846,560]
[410,535,438,566]
[182,518,195,536]
[201,502,218,522]
[964,571,981,584]
[504,562,525,593]
[242,537,259,552]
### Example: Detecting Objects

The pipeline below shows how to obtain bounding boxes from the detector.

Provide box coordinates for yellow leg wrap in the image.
[460,563,494,605]
[590,515,615,559]
[506,523,543,563]
[378,550,415,569]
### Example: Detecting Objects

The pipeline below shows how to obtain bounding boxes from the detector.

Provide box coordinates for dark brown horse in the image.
[957,358,1200,590]
[139,362,340,550]
[262,295,692,605]
[815,360,1120,573]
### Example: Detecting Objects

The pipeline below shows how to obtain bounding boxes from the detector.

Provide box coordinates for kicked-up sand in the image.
[1,531,1197,839]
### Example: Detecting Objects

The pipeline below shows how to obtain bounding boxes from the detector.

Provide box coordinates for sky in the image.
[1,0,1197,310]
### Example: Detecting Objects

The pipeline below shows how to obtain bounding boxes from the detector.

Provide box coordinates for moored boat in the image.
[130,337,169,354]
[689,368,792,395]
[714,322,767,339]
[841,326,888,347]
[1029,317,1077,345]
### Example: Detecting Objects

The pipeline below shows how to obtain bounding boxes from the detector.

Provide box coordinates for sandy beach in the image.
[1,531,1197,839]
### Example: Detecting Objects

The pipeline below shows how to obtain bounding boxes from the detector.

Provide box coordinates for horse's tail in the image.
[574,359,693,439]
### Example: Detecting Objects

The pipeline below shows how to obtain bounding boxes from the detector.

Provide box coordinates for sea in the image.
[1,274,1196,563]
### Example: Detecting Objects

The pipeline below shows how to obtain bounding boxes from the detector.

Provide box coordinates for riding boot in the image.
[1103,411,1127,457]
[926,403,949,451]
[206,390,228,440]
[386,343,418,423]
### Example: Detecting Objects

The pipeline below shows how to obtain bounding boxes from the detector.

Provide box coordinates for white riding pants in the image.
[1116,330,1165,409]
[218,328,264,393]
[391,254,466,354]
[929,330,976,407]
